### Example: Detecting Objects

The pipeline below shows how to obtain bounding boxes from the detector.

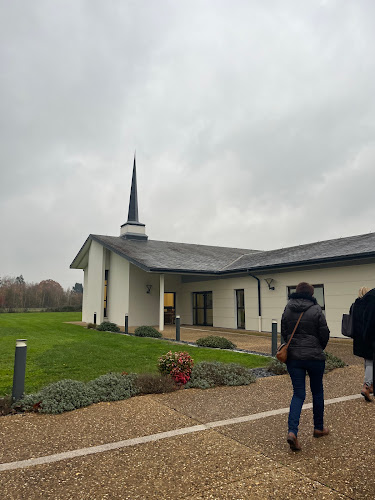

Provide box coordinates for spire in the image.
[127,155,139,222]
[120,154,148,240]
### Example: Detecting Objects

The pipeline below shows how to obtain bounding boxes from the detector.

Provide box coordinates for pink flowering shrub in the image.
[157,351,194,385]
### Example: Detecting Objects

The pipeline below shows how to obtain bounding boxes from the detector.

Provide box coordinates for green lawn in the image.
[0,312,270,396]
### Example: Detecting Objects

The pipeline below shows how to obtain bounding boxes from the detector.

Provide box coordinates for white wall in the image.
[128,264,160,326]
[82,240,375,337]
[178,276,258,330]
[107,252,130,326]
[260,262,375,337]
[82,266,89,321]
[82,240,105,324]
[177,262,375,337]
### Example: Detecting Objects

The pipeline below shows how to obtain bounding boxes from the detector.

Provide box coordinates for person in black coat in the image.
[352,287,375,401]
[281,282,330,451]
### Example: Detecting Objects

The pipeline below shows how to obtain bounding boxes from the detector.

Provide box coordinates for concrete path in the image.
[1,330,373,499]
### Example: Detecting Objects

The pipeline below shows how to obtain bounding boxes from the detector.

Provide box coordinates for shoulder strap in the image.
[286,312,304,348]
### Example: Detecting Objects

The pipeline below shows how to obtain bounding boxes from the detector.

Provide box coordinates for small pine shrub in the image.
[97,321,120,332]
[267,358,288,375]
[196,335,237,350]
[186,361,256,389]
[325,351,346,372]
[135,373,178,394]
[87,323,97,329]
[87,373,138,403]
[134,326,162,338]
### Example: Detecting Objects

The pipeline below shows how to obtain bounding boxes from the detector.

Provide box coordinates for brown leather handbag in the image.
[276,312,304,363]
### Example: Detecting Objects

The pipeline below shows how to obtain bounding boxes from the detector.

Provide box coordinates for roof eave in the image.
[220,251,375,274]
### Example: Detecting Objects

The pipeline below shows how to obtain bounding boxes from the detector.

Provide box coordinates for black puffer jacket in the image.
[352,288,375,360]
[281,293,330,361]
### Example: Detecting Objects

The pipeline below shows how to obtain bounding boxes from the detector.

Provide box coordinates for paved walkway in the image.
[1,328,373,499]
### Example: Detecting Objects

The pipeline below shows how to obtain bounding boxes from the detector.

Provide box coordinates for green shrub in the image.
[87,323,97,329]
[17,380,93,414]
[325,351,346,372]
[15,393,43,412]
[97,321,120,332]
[0,395,13,416]
[196,335,236,350]
[45,305,82,312]
[267,352,346,375]
[267,358,287,375]
[87,373,138,403]
[134,326,162,338]
[135,373,178,394]
[186,361,256,389]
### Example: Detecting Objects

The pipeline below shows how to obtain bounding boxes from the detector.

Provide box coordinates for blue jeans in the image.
[286,359,325,436]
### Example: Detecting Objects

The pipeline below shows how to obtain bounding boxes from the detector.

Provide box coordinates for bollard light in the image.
[176,315,181,342]
[93,312,97,325]
[12,339,27,402]
[271,320,278,357]
[125,314,129,335]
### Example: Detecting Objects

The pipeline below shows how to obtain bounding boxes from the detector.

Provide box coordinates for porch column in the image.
[159,274,164,331]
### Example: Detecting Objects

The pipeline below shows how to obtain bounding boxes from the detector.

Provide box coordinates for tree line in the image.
[0,275,83,311]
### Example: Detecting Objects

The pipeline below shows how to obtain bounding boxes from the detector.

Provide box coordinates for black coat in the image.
[281,293,330,361]
[352,288,375,360]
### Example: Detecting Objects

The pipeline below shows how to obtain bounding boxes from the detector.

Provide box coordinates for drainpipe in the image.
[247,272,262,332]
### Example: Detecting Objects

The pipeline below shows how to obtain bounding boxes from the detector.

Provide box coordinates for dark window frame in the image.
[104,270,109,317]
[235,289,245,329]
[287,284,325,311]
[193,291,213,326]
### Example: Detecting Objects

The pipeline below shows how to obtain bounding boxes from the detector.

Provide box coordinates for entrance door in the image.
[164,292,176,325]
[236,289,245,329]
[193,291,213,326]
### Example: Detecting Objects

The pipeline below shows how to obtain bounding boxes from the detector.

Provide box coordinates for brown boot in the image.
[369,384,374,395]
[313,427,330,438]
[361,383,373,402]
[287,432,301,451]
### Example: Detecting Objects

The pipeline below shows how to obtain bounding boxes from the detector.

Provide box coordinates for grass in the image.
[0,312,269,396]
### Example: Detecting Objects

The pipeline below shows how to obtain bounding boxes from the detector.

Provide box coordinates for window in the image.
[287,284,325,311]
[236,289,245,329]
[164,292,176,325]
[104,270,109,317]
[193,292,213,326]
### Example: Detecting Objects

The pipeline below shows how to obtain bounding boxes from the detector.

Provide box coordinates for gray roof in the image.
[222,232,375,272]
[86,235,259,273]
[70,232,375,274]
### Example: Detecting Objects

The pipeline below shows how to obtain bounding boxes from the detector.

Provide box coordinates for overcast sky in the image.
[1,0,375,288]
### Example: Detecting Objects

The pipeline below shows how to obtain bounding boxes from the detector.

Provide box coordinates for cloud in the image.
[1,0,375,286]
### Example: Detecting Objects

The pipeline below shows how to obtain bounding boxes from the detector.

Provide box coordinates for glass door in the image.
[193,292,213,326]
[236,289,245,329]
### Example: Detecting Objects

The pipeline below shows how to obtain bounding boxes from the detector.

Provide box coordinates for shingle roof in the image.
[71,232,375,274]
[221,232,375,272]
[87,235,260,273]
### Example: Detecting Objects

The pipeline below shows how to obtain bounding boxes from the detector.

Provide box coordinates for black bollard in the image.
[93,312,97,325]
[12,339,27,402]
[271,320,278,357]
[176,315,180,341]
[125,314,128,335]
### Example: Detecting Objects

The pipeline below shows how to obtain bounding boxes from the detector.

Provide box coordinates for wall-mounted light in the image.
[264,278,275,290]
[146,284,152,294]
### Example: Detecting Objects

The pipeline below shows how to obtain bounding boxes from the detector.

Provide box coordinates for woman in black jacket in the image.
[281,282,330,451]
[352,287,375,402]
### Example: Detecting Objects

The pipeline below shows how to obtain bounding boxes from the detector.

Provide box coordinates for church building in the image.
[71,159,375,337]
